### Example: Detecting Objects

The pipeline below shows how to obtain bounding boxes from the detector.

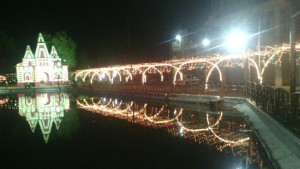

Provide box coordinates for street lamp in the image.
[225,31,249,82]
[225,31,248,50]
[171,35,183,58]
[175,35,182,42]
[202,38,210,47]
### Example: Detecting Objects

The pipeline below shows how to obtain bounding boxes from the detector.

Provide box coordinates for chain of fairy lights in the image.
[75,43,300,88]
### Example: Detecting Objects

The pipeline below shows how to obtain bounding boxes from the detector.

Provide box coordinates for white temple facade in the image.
[16,33,69,87]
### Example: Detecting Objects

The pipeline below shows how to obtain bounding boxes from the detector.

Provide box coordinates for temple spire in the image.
[37,33,45,43]
[24,45,34,59]
[50,46,59,58]
[35,33,50,58]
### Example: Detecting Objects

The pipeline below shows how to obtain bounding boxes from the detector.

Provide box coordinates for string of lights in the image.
[75,43,300,89]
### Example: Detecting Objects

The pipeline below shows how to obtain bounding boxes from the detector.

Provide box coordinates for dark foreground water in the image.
[0,92,274,169]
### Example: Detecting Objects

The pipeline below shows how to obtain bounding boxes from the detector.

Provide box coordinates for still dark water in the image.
[0,92,274,169]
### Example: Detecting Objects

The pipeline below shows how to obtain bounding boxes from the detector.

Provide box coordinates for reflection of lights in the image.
[77,96,256,162]
[0,98,8,105]
[56,106,61,113]
[206,114,249,144]
[179,127,184,136]
[18,93,70,143]
[144,108,182,124]
[41,94,50,105]
[176,111,223,132]
[77,97,249,145]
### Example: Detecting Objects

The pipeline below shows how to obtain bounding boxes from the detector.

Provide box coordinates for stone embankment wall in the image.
[77,86,221,104]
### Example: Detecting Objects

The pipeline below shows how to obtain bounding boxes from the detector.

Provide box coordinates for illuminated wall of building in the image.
[18,93,70,143]
[16,33,69,87]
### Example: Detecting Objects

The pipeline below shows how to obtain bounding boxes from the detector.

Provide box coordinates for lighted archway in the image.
[205,55,261,89]
[142,64,180,84]
[142,66,163,84]
[173,59,222,86]
[260,48,283,84]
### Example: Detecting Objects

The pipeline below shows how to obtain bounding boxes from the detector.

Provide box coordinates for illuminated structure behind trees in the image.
[18,93,70,143]
[16,33,69,87]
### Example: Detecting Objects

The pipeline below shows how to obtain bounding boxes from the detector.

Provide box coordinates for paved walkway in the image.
[226,98,300,169]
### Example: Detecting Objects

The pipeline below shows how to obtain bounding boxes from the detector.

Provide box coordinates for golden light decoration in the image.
[75,43,300,89]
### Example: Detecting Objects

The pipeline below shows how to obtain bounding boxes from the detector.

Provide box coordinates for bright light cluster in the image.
[0,75,6,81]
[75,43,300,89]
[0,98,8,105]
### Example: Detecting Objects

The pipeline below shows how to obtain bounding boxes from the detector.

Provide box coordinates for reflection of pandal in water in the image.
[77,99,181,126]
[176,111,223,132]
[175,111,249,145]
[143,104,183,124]
[0,98,8,105]
[77,98,249,144]
[78,98,249,145]
[77,98,134,116]
[77,97,263,166]
[206,114,250,144]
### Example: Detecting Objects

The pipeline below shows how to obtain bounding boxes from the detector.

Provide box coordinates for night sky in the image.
[0,0,211,65]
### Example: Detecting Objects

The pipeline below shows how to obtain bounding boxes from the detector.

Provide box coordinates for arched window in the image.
[24,72,31,81]
[40,51,45,58]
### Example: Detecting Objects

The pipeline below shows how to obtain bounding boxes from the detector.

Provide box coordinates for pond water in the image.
[0,92,274,169]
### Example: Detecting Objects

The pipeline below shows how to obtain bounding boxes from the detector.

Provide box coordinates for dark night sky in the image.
[1,0,211,65]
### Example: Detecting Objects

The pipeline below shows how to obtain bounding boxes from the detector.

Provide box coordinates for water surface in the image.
[0,92,273,169]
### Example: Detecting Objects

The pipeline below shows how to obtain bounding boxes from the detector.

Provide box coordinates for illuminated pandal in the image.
[0,98,8,105]
[75,43,300,89]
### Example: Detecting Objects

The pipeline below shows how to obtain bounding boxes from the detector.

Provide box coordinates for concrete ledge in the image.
[168,93,220,104]
[236,99,300,169]
[0,86,70,94]
[223,96,246,104]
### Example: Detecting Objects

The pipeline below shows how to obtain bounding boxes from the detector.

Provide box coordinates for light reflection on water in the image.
[1,93,70,143]
[77,96,265,168]
[0,93,273,168]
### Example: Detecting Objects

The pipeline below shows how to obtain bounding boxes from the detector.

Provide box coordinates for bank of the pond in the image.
[224,97,300,169]
[0,86,71,94]
[76,87,221,104]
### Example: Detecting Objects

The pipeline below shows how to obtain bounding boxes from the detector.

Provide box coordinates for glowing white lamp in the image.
[202,38,210,47]
[225,31,248,50]
[175,35,181,42]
